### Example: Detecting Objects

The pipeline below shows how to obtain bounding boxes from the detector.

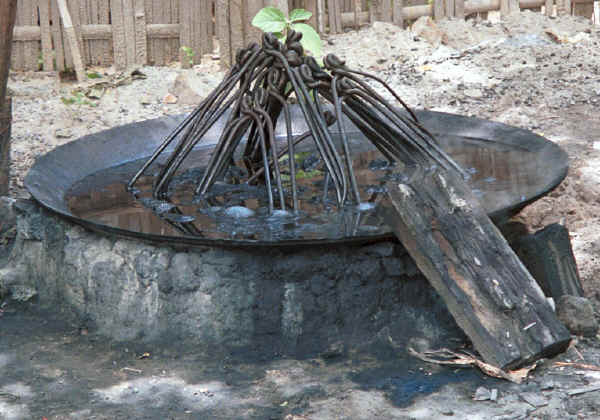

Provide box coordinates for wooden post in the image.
[56,0,86,80]
[381,168,571,370]
[0,0,17,196]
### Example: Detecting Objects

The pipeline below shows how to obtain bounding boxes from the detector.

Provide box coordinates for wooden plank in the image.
[434,0,446,19]
[39,0,55,70]
[0,96,10,195]
[67,0,86,67]
[304,0,318,30]
[247,0,265,45]
[110,0,127,69]
[334,0,343,32]
[446,0,456,15]
[511,224,584,299]
[381,170,571,370]
[51,0,66,70]
[378,0,393,21]
[179,0,192,67]
[455,0,465,17]
[572,0,593,16]
[317,0,325,34]
[328,0,341,33]
[150,0,163,65]
[169,0,179,63]
[393,0,404,27]
[145,0,154,64]
[57,0,86,80]
[230,0,244,61]
[202,0,213,54]
[134,0,148,65]
[216,0,231,67]
[120,0,136,67]
[24,0,39,70]
[545,0,553,15]
[96,0,111,66]
[1,1,17,194]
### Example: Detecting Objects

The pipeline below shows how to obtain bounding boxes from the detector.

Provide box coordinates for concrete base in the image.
[0,199,464,355]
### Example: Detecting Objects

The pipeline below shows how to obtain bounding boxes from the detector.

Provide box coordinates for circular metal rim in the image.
[24,109,568,248]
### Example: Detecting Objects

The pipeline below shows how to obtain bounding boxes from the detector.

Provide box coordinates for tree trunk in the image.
[0,1,18,195]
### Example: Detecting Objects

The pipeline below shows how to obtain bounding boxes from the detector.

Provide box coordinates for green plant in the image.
[61,91,98,107]
[180,46,195,67]
[251,7,322,58]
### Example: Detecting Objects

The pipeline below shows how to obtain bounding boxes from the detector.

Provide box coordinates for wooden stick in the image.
[56,0,86,80]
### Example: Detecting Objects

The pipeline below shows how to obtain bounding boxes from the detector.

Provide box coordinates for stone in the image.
[411,17,448,47]
[0,197,16,236]
[474,386,492,401]
[169,71,215,105]
[520,392,548,408]
[556,296,599,337]
[464,88,484,99]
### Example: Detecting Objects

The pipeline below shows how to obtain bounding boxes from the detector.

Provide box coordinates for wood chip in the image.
[554,362,600,371]
[567,383,600,396]
[408,347,537,384]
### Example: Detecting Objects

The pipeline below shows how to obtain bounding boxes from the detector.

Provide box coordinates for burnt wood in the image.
[381,168,571,370]
[511,223,584,299]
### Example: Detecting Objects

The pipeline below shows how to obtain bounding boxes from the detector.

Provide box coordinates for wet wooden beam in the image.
[380,168,571,370]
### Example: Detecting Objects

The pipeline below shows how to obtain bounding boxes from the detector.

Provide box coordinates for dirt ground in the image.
[2,10,600,420]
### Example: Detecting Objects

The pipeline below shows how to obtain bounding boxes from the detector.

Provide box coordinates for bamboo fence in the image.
[10,0,598,72]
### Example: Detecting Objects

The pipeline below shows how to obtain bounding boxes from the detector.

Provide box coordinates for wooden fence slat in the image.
[545,0,553,14]
[50,0,66,70]
[202,0,213,54]
[68,0,86,67]
[98,0,111,65]
[455,0,465,17]
[434,0,446,18]
[151,0,164,64]
[122,0,137,67]
[57,0,86,80]
[246,0,264,44]
[14,0,27,69]
[111,0,127,69]
[378,0,393,22]
[573,0,594,17]
[216,0,231,67]
[230,0,244,61]
[26,0,39,70]
[328,0,341,33]
[446,0,456,15]
[39,0,54,70]
[304,0,318,30]
[169,0,180,63]
[393,0,404,26]
[134,0,147,65]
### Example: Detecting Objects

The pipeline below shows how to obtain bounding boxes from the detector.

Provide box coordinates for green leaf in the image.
[251,7,287,33]
[289,8,312,22]
[290,23,322,57]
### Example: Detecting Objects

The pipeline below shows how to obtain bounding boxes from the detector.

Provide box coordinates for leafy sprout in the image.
[251,7,322,58]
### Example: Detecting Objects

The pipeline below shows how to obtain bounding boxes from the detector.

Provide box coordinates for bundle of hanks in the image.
[129,30,465,213]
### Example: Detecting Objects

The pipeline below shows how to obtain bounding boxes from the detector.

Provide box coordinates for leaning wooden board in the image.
[381,167,571,370]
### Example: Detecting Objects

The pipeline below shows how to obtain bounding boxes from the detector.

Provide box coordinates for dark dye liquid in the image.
[66,132,555,244]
